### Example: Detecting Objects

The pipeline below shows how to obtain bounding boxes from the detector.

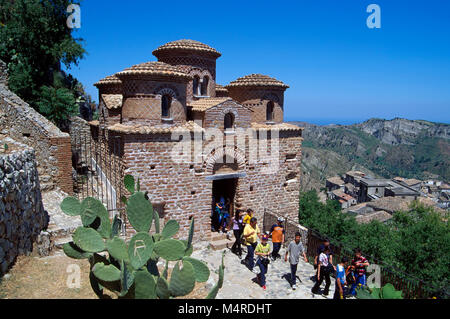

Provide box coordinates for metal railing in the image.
[263,208,449,299]
[71,129,127,235]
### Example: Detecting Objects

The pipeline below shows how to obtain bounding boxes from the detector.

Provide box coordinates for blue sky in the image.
[67,0,450,124]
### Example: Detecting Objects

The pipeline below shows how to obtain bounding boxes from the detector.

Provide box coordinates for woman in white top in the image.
[311,246,334,296]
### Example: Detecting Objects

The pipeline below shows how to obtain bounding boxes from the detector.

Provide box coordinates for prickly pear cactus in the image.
[60,175,224,299]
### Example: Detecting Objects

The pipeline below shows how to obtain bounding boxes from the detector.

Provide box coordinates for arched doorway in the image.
[205,147,246,232]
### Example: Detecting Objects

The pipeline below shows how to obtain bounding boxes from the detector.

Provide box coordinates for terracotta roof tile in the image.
[188,97,233,111]
[153,39,221,58]
[215,84,228,92]
[107,121,204,134]
[226,74,289,89]
[116,61,191,80]
[94,75,122,87]
[101,94,122,110]
[251,122,304,131]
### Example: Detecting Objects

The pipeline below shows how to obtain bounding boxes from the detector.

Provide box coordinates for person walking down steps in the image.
[255,234,271,290]
[285,232,308,290]
[231,209,244,258]
[312,246,335,296]
[241,217,261,272]
[270,217,285,261]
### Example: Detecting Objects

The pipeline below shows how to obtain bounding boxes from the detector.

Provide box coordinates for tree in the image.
[298,191,450,297]
[0,0,85,125]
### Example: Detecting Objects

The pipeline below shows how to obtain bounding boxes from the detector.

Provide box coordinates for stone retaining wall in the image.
[0,60,72,193]
[0,60,7,86]
[0,138,48,275]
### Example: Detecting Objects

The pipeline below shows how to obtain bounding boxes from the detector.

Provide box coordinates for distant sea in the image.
[286,117,450,126]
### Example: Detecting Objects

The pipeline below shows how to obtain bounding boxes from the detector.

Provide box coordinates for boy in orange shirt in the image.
[270,217,285,261]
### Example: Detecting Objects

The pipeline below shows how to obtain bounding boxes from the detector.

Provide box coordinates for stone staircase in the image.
[210,231,234,250]
[33,189,82,256]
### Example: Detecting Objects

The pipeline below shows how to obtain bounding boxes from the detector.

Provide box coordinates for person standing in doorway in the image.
[231,209,244,258]
[213,201,223,232]
[242,217,261,272]
[255,234,271,290]
[270,217,285,261]
[221,198,231,233]
[284,232,308,290]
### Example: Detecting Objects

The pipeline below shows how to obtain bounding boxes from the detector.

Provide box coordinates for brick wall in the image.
[203,100,252,130]
[121,79,187,125]
[117,127,303,240]
[227,87,285,124]
[156,54,217,101]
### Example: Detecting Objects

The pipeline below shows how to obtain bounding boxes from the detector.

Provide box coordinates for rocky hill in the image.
[293,118,450,191]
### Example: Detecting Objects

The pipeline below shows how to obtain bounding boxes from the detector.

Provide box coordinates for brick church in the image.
[90,39,304,239]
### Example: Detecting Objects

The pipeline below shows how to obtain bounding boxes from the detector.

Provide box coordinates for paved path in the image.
[191,241,337,299]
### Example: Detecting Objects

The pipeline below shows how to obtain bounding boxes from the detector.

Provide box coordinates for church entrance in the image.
[211,178,238,232]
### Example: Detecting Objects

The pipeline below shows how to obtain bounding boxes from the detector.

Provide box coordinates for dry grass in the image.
[0,254,96,299]
[0,254,209,299]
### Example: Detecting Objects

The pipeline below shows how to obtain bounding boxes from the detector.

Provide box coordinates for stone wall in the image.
[0,60,7,86]
[0,138,48,275]
[0,61,73,193]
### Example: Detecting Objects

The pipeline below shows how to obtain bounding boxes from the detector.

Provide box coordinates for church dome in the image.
[152,39,221,59]
[226,74,289,89]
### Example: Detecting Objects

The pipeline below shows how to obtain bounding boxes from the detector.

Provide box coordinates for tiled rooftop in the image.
[188,97,233,111]
[116,61,191,80]
[250,122,304,131]
[101,94,122,110]
[106,121,204,134]
[152,39,221,58]
[94,74,122,87]
[226,74,289,89]
[327,176,345,186]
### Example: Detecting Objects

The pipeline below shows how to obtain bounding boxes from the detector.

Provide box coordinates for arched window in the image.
[201,76,209,96]
[161,94,172,118]
[224,113,235,130]
[193,76,200,96]
[266,101,275,122]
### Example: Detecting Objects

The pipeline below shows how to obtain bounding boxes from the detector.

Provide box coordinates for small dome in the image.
[153,39,221,58]
[116,61,191,80]
[94,74,122,87]
[226,74,289,89]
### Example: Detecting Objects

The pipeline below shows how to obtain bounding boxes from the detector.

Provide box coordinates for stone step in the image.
[46,225,76,239]
[211,232,228,242]
[210,238,233,251]
[54,236,72,249]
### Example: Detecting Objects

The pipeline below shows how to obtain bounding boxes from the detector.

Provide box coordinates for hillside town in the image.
[326,171,449,224]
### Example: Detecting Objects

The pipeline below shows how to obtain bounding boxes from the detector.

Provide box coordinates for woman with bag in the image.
[311,246,335,296]
[231,209,244,258]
